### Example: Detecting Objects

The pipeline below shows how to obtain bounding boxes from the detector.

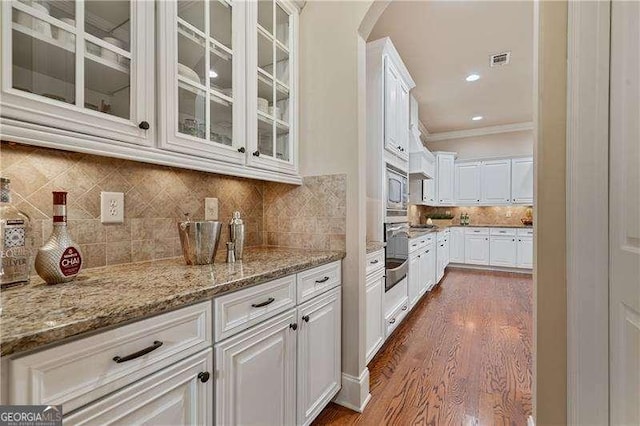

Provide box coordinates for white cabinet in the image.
[464,229,490,265]
[517,236,534,269]
[449,227,465,263]
[436,152,456,205]
[511,157,534,204]
[215,309,297,426]
[424,179,436,204]
[297,287,341,426]
[436,232,447,282]
[1,0,155,145]
[157,0,245,164]
[65,350,212,426]
[489,233,517,267]
[408,251,422,309]
[481,159,512,204]
[383,59,410,160]
[421,244,436,291]
[365,267,385,364]
[455,161,481,204]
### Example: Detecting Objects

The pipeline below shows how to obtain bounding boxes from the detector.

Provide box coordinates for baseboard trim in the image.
[332,368,371,413]
[448,264,532,275]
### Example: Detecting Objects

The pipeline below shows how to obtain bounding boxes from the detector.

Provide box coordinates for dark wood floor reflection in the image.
[314,268,533,426]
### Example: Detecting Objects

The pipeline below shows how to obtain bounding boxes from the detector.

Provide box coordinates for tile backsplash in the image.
[411,205,533,227]
[1,142,346,273]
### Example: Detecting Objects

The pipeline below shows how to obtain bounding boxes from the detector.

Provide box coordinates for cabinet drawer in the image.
[490,228,517,236]
[366,249,385,276]
[9,301,212,413]
[215,275,296,342]
[385,297,409,338]
[465,227,490,236]
[409,238,427,253]
[297,261,342,304]
[517,228,534,236]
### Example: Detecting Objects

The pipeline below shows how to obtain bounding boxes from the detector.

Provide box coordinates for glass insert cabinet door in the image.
[157,0,245,165]
[1,0,154,145]
[248,0,297,173]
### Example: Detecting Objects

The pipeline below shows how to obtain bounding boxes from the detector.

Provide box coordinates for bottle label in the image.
[59,247,82,277]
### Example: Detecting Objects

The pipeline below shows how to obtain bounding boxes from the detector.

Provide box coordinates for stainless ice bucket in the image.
[177,220,222,265]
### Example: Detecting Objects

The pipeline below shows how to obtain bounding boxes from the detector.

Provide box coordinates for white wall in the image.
[425,130,533,159]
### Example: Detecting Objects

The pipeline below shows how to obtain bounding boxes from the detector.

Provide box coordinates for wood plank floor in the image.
[314,268,533,426]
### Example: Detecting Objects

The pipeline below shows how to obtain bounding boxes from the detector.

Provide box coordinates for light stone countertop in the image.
[366,241,386,254]
[0,247,345,357]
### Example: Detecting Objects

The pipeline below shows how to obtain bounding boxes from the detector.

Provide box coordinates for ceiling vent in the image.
[490,51,511,67]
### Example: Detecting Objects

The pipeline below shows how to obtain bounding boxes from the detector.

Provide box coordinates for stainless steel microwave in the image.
[386,164,408,221]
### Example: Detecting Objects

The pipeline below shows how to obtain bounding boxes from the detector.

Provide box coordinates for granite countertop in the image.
[366,241,386,254]
[407,228,439,239]
[0,247,345,357]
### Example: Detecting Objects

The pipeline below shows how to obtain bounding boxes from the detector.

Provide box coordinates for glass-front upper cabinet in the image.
[157,0,245,165]
[247,0,297,174]
[1,0,155,145]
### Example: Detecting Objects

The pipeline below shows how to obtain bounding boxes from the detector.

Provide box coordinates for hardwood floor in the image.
[314,268,533,426]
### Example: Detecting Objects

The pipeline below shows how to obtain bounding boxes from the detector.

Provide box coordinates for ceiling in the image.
[368,1,534,134]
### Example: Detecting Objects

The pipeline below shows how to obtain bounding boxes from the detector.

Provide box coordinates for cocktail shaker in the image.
[229,211,245,260]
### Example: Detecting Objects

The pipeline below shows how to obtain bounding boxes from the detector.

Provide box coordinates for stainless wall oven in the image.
[385,164,408,222]
[384,222,409,292]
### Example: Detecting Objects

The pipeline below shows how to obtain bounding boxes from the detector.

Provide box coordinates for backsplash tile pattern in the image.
[1,142,265,272]
[412,205,533,227]
[263,175,347,251]
[1,142,347,274]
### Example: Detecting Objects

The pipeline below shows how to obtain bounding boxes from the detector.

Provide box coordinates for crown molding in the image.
[425,122,534,142]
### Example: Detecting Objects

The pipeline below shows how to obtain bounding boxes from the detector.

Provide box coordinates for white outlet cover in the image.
[205,198,219,221]
[101,192,124,224]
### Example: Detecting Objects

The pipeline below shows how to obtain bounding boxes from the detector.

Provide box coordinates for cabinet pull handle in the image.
[402,305,408,311]
[138,121,150,130]
[251,297,275,308]
[412,243,418,247]
[113,340,163,363]
[389,318,396,324]
[238,147,246,153]
[290,323,298,331]
[370,259,379,264]
[198,372,210,383]
[315,276,330,283]
[253,150,260,157]
[302,315,310,322]
[417,255,421,258]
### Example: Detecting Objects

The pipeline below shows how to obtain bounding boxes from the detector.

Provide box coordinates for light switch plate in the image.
[205,198,219,221]
[101,192,124,224]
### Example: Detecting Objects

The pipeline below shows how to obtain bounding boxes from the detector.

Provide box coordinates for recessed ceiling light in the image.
[466,74,480,82]
[472,116,483,121]
[209,69,218,79]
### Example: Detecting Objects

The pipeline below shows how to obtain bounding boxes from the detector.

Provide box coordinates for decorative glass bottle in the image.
[0,177,32,287]
[35,192,83,284]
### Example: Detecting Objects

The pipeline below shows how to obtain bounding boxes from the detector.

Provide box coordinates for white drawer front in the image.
[297,261,342,304]
[490,228,517,236]
[385,297,409,338]
[517,228,534,236]
[366,250,384,276]
[409,238,427,253]
[9,301,212,413]
[465,227,490,236]
[215,275,296,342]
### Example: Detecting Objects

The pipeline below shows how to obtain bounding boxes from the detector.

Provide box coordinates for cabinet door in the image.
[297,287,341,426]
[481,159,512,204]
[246,0,298,174]
[157,0,245,164]
[489,236,517,267]
[365,270,385,364]
[464,234,490,265]
[65,350,212,425]
[215,309,297,426]
[455,162,481,204]
[511,157,534,204]
[419,247,433,294]
[396,81,410,159]
[517,236,533,268]
[2,0,154,145]
[449,228,465,263]
[408,253,421,308]
[437,155,455,204]
[384,59,400,156]
[424,178,436,204]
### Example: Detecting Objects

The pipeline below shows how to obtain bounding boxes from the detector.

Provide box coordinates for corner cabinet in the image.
[1,0,155,145]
